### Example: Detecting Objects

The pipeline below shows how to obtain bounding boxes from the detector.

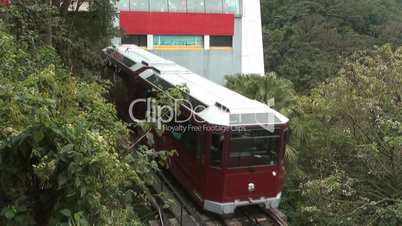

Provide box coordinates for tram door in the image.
[192,131,206,196]
[205,133,226,201]
[176,122,205,195]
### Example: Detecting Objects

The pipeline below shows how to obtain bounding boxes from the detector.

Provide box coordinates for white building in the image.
[115,0,265,84]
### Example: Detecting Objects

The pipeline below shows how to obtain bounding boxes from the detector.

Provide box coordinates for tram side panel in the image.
[158,111,209,206]
[106,63,209,207]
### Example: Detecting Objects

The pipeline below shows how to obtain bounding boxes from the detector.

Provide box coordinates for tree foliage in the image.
[258,2,402,225]
[1,1,190,224]
[4,0,116,78]
[0,20,159,226]
[289,45,402,225]
[225,73,296,116]
[262,0,402,92]
[227,45,402,225]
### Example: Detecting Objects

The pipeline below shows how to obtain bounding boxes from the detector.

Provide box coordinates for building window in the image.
[122,35,148,47]
[210,36,232,47]
[118,0,242,16]
[168,0,187,12]
[187,0,205,12]
[153,35,203,49]
[223,0,240,14]
[205,0,223,13]
[150,0,168,12]
[119,0,130,11]
[130,0,149,11]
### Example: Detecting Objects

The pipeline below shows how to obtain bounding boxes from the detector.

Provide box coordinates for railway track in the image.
[148,171,288,226]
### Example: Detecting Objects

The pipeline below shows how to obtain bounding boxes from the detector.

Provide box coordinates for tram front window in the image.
[228,129,280,168]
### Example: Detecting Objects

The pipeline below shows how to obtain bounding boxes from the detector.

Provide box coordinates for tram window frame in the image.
[167,113,203,160]
[209,133,224,168]
[122,57,136,67]
[181,123,203,160]
[228,129,280,168]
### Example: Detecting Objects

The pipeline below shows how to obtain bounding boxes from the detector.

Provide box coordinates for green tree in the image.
[0,21,154,226]
[291,45,402,225]
[225,73,296,115]
[261,0,402,92]
[4,0,116,78]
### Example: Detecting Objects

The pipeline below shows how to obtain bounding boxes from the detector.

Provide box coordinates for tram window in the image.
[146,75,175,90]
[228,129,279,168]
[122,57,136,67]
[181,96,207,113]
[182,128,203,159]
[166,113,202,159]
[145,88,159,98]
[210,134,223,167]
[122,35,147,47]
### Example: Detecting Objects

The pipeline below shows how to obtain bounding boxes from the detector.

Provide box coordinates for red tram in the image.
[104,45,289,215]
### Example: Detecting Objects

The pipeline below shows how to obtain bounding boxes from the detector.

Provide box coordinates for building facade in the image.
[115,0,265,84]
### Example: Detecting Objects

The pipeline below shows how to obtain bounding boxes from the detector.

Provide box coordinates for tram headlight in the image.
[248,183,255,192]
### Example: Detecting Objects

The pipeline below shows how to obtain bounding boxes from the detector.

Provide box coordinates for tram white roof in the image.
[108,45,289,127]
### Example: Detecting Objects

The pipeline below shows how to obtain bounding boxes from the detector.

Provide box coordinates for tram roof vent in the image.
[152,67,161,74]
[215,102,230,113]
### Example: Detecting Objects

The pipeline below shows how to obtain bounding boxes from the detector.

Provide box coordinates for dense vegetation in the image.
[0,26,142,225]
[0,1,167,225]
[227,47,402,226]
[4,0,115,78]
[1,0,401,226]
[289,45,402,226]
[226,0,402,225]
[261,0,402,92]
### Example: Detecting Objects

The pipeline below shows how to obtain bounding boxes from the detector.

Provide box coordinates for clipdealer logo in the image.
[128,97,277,132]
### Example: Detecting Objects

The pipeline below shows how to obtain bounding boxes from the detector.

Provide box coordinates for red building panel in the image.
[1,0,9,7]
[120,11,234,36]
